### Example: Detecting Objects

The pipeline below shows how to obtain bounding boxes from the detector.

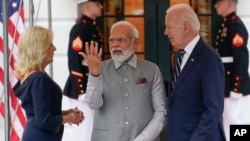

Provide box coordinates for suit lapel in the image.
[169,39,204,105]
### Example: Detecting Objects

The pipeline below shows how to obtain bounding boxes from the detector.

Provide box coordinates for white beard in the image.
[110,42,135,63]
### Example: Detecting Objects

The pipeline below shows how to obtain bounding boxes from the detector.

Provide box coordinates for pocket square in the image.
[136,77,147,84]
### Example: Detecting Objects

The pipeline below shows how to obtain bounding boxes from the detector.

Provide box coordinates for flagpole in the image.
[2,0,11,140]
[29,0,34,25]
[48,0,53,78]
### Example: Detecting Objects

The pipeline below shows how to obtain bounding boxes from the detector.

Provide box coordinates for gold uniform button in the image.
[80,84,83,88]
[227,71,231,75]
[78,79,81,82]
[236,77,239,80]
[234,88,237,91]
[80,90,84,93]
[235,83,238,86]
[218,29,221,33]
[86,73,89,76]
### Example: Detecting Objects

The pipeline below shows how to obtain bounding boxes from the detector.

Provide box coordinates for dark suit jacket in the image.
[168,38,226,141]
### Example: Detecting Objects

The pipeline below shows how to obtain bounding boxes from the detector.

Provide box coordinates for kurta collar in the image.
[114,54,137,69]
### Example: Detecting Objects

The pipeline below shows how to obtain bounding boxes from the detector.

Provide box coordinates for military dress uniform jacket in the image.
[214,12,250,97]
[63,15,103,99]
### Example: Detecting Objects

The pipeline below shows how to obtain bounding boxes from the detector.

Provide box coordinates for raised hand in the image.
[79,41,102,76]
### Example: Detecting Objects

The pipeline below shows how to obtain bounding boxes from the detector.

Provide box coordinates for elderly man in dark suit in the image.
[165,4,226,141]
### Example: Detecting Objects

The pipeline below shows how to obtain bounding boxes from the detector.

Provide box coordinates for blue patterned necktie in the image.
[171,49,186,90]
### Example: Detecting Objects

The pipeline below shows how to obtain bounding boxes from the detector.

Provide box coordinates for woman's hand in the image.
[69,109,84,125]
[62,107,85,125]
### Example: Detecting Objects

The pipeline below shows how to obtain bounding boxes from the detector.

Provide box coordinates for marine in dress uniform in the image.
[214,0,250,140]
[63,0,103,98]
[63,0,103,141]
[214,12,250,97]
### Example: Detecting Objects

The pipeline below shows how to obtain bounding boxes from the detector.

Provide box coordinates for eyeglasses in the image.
[108,37,134,44]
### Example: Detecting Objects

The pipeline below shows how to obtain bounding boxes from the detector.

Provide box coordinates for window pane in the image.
[136,54,145,59]
[170,0,189,6]
[103,18,118,59]
[199,16,212,44]
[125,17,145,54]
[103,0,122,16]
[192,0,211,14]
[124,0,144,15]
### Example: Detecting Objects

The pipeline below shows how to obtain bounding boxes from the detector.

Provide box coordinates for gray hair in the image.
[110,21,139,38]
[166,4,200,32]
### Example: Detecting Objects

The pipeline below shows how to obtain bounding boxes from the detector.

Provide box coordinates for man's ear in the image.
[184,22,190,33]
[134,38,139,47]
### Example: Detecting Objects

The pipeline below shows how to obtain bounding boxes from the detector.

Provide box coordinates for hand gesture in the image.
[79,41,102,76]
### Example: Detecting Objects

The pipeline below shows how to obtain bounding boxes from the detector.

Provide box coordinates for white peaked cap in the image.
[77,0,100,4]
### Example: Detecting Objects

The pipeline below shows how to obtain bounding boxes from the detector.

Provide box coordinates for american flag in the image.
[0,0,26,140]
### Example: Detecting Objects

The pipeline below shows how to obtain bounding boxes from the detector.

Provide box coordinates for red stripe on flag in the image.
[0,68,4,89]
[0,38,3,52]
[0,101,21,141]
[9,86,26,128]
[8,19,20,45]
[0,1,26,140]
[19,7,25,23]
[0,102,4,117]
[0,38,16,70]
[0,68,26,141]
[9,128,20,141]
[0,68,26,126]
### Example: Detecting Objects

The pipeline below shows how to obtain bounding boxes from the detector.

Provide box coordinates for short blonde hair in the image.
[14,26,53,79]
